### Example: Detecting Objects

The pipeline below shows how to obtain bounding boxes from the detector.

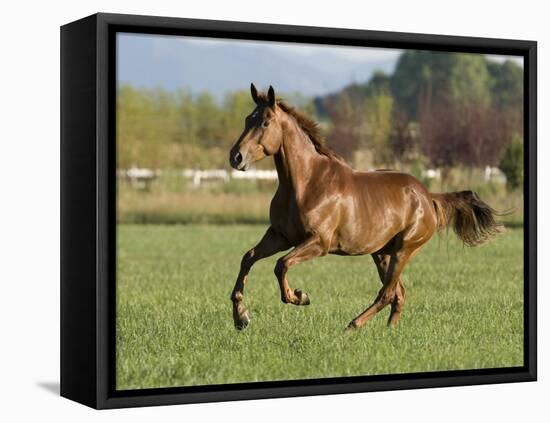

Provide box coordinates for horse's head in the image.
[229,83,283,171]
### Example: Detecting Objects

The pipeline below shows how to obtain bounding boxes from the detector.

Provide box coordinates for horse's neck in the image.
[274,113,323,199]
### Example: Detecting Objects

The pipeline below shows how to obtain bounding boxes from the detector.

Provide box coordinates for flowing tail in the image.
[431,191,504,247]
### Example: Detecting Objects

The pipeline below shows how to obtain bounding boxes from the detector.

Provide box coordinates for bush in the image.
[499,134,524,190]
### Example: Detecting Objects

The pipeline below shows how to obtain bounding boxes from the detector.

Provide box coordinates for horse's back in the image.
[353,170,430,197]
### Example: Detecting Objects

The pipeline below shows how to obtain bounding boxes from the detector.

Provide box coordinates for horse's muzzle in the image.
[229,149,249,171]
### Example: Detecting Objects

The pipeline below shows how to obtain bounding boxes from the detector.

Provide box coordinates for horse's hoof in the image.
[345,321,358,332]
[234,310,250,330]
[235,313,250,330]
[295,289,310,306]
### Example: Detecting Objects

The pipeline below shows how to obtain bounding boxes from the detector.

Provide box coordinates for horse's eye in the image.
[262,121,270,128]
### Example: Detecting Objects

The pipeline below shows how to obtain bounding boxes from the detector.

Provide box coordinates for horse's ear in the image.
[250,83,259,105]
[267,85,276,108]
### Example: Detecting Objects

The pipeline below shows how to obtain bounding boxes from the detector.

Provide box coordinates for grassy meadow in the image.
[116,223,524,390]
[117,171,524,226]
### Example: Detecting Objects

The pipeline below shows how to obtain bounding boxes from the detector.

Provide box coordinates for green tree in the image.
[117,85,159,168]
[487,59,523,110]
[175,89,199,146]
[364,92,394,164]
[220,91,255,149]
[448,54,491,108]
[365,70,391,96]
[390,51,491,119]
[195,92,222,147]
[499,134,524,190]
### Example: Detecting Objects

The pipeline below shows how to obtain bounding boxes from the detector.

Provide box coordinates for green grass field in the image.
[116,224,524,390]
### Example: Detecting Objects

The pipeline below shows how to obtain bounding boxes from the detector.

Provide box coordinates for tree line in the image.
[117,51,523,189]
[317,52,523,188]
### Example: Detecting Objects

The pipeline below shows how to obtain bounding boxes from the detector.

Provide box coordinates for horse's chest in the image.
[269,193,308,246]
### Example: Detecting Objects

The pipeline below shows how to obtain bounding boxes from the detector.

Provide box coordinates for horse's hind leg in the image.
[347,245,420,330]
[231,227,290,329]
[372,254,406,326]
[388,282,406,326]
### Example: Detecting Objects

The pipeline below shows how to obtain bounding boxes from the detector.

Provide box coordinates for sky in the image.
[117,33,523,100]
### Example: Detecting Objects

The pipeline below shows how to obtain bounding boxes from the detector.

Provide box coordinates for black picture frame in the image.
[60,12,537,409]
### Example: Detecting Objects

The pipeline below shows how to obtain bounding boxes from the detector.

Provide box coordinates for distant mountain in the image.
[117,34,397,99]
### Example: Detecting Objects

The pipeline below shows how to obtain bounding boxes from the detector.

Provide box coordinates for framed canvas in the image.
[60,12,537,409]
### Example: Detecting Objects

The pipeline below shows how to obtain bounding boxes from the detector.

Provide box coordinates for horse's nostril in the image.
[234,152,243,165]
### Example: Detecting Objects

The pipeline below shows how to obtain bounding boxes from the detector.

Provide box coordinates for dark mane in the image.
[277,100,344,161]
[258,94,343,161]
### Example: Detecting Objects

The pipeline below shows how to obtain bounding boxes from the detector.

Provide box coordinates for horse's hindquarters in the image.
[330,172,436,256]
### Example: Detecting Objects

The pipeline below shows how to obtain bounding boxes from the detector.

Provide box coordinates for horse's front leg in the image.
[274,234,325,306]
[231,227,290,330]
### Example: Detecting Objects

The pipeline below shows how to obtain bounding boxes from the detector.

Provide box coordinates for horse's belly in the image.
[330,228,397,256]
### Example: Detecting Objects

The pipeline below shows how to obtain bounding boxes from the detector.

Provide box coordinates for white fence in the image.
[419,166,506,183]
[118,167,160,189]
[119,167,278,188]
[119,165,506,189]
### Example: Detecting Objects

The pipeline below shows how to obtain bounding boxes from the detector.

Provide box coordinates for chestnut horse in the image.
[229,84,502,331]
